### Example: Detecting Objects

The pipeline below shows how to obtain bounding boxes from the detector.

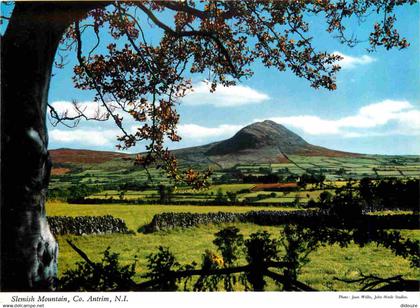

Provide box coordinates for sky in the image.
[2,3,420,155]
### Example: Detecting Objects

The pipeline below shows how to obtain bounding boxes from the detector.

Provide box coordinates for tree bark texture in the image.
[1,1,104,291]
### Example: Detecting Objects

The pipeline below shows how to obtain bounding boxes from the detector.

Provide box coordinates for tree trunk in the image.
[0,1,104,291]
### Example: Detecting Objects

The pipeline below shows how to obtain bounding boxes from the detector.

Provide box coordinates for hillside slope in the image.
[172,120,360,167]
[50,148,130,164]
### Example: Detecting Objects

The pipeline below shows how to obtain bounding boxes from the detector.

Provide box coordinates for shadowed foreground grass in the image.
[47,201,420,291]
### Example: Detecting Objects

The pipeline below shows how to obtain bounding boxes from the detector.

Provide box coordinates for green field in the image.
[47,201,420,291]
[50,155,420,193]
[47,154,420,290]
[85,186,335,204]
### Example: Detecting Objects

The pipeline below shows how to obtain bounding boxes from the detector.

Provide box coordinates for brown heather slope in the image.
[50,148,130,164]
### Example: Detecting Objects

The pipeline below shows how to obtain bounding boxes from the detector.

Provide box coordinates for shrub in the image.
[59,247,137,291]
[245,231,279,290]
[143,246,180,291]
[213,227,244,266]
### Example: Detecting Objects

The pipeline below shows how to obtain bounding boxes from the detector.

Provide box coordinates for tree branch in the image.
[135,265,252,290]
[264,270,316,291]
[136,3,239,78]
[66,240,98,271]
[334,273,419,291]
[74,20,131,140]
[158,1,237,20]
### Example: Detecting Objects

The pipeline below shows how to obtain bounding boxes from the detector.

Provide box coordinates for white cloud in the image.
[177,123,242,141]
[265,116,341,135]
[182,81,269,107]
[265,100,420,138]
[333,51,376,70]
[49,122,242,149]
[393,109,420,135]
[49,100,110,119]
[49,129,119,146]
[337,100,413,128]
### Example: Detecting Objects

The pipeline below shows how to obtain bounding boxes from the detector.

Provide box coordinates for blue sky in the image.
[2,3,419,155]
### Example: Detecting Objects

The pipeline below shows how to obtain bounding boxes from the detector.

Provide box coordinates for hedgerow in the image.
[68,197,301,207]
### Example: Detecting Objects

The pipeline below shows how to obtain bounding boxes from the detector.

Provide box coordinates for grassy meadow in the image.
[46,201,420,291]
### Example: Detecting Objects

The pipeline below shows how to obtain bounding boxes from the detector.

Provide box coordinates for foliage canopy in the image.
[41,0,416,187]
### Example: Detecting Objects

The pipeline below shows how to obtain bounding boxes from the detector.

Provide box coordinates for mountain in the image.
[207,120,310,155]
[50,120,359,168]
[172,120,360,168]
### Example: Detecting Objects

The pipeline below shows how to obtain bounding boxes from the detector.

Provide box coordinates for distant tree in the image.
[275,174,285,183]
[158,185,174,204]
[318,174,326,189]
[214,188,228,204]
[297,174,308,190]
[298,172,325,189]
[226,191,238,204]
[243,173,280,184]
[328,184,364,218]
[319,191,333,208]
[372,179,419,212]
[118,189,126,201]
[67,184,101,202]
[358,177,378,210]
[294,195,301,207]
[258,167,271,174]
[337,168,347,176]
[286,174,300,182]
[1,0,415,290]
